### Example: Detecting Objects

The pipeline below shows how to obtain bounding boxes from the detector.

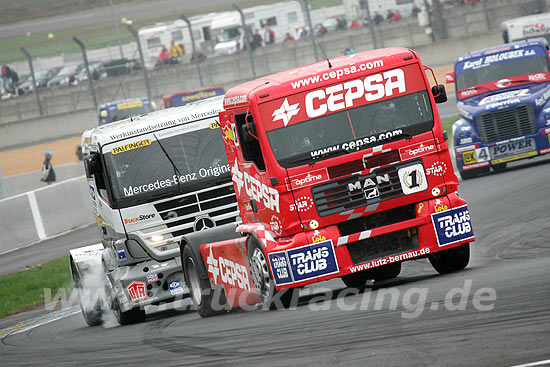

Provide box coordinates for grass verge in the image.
[0,257,72,319]
[441,116,458,136]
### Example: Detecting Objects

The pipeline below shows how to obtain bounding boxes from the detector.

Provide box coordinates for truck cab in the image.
[72,96,240,325]
[98,97,154,125]
[180,48,475,316]
[447,39,550,179]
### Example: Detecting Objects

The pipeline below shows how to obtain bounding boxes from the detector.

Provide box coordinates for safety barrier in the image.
[0,175,95,254]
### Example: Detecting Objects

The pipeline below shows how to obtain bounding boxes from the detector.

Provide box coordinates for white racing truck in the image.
[70,95,239,325]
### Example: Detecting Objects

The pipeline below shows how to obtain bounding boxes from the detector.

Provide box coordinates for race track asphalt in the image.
[1,157,549,367]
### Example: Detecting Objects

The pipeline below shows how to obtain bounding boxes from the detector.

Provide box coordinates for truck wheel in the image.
[341,272,369,288]
[113,299,145,325]
[72,271,103,326]
[182,246,226,318]
[369,262,402,281]
[428,243,470,274]
[492,163,507,172]
[459,169,477,180]
[248,239,296,310]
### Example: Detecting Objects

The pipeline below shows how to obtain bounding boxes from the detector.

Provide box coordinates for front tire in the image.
[429,243,470,274]
[113,299,145,325]
[369,262,402,281]
[182,246,227,318]
[248,239,296,310]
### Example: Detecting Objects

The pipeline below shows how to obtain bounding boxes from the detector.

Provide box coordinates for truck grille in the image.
[337,204,416,236]
[153,181,239,237]
[311,164,403,217]
[476,104,536,143]
[348,228,419,265]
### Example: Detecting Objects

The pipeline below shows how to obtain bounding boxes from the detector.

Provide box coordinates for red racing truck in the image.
[180,48,475,316]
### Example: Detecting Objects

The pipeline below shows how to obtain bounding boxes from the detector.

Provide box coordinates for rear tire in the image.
[492,163,507,172]
[429,243,470,274]
[182,246,227,318]
[73,272,103,326]
[248,239,296,310]
[341,272,369,288]
[114,299,145,325]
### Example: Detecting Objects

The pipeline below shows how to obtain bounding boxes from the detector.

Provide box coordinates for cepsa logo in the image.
[305,69,406,118]
[231,159,280,213]
[206,247,251,291]
[124,213,156,224]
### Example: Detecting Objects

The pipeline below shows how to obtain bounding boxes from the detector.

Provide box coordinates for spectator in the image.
[41,152,56,185]
[299,26,308,38]
[411,3,421,16]
[293,26,302,40]
[155,45,169,67]
[264,25,275,45]
[283,32,295,43]
[373,11,384,26]
[169,40,183,64]
[337,17,347,30]
[1,64,19,96]
[343,48,356,55]
[252,29,263,50]
[391,10,403,22]
[349,20,360,29]
[317,24,328,37]
[386,9,395,20]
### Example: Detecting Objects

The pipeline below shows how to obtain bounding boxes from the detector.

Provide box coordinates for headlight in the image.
[151,234,164,242]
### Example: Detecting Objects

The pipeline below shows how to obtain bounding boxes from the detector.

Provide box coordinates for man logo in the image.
[194,216,216,231]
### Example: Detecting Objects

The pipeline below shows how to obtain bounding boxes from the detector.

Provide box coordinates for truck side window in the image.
[235,113,266,171]
[93,156,110,203]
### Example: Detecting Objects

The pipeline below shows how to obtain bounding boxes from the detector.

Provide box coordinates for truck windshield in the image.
[267,91,434,167]
[455,49,550,92]
[102,121,229,206]
[110,105,154,122]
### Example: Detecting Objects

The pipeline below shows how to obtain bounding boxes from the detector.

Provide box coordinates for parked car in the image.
[46,64,83,87]
[75,61,108,83]
[17,66,62,93]
[102,58,141,77]
[314,17,340,35]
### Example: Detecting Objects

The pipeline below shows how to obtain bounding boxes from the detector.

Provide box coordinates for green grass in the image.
[0,257,72,319]
[441,116,458,136]
[1,0,343,64]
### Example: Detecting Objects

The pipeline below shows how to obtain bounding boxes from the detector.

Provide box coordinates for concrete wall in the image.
[2,162,84,198]
[0,176,95,254]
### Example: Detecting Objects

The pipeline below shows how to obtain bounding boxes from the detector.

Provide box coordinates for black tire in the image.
[429,243,470,274]
[113,299,146,325]
[459,169,477,180]
[72,269,103,326]
[182,246,227,318]
[341,272,369,288]
[492,163,507,172]
[248,239,296,310]
[369,262,402,281]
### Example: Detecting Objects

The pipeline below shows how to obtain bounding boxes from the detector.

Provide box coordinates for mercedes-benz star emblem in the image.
[193,216,216,231]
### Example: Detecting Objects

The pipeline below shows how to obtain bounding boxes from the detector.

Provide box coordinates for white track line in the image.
[0,306,80,338]
[509,359,550,367]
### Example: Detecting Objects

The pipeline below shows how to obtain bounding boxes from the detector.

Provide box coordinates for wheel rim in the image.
[186,258,202,306]
[249,247,272,300]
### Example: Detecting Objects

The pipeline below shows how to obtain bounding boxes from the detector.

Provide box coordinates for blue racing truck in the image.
[98,97,155,125]
[447,38,550,179]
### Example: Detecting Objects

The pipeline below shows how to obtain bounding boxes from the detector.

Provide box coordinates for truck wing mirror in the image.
[432,84,447,104]
[84,153,100,178]
[243,116,259,143]
[445,71,455,84]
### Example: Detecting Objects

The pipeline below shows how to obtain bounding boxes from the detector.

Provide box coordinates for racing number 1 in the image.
[398,163,428,195]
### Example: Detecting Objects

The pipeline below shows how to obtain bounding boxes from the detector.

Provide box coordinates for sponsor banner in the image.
[456,46,545,73]
[124,213,156,225]
[146,274,159,283]
[425,161,447,176]
[111,139,151,155]
[169,280,184,296]
[117,247,128,262]
[490,138,536,160]
[492,150,538,164]
[399,140,436,160]
[286,168,329,190]
[206,246,251,291]
[462,147,490,165]
[289,196,314,213]
[455,144,479,153]
[231,159,280,213]
[269,240,339,285]
[431,205,474,247]
[540,147,550,155]
[462,161,490,170]
[127,281,147,301]
[260,63,426,131]
[117,99,143,109]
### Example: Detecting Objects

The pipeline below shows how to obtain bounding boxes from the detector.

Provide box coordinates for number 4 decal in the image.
[398,163,428,195]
